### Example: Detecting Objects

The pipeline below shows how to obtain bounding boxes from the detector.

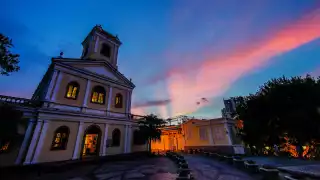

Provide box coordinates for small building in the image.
[0,25,147,167]
[151,118,244,154]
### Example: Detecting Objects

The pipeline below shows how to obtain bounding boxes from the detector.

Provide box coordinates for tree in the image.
[0,34,20,75]
[0,104,23,150]
[167,118,172,125]
[137,114,166,152]
[236,75,320,157]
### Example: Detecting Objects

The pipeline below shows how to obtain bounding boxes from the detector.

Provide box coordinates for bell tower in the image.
[81,25,122,68]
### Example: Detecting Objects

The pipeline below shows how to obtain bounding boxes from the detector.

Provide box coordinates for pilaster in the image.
[24,120,44,165]
[51,71,63,101]
[101,124,109,156]
[31,120,50,164]
[72,122,85,160]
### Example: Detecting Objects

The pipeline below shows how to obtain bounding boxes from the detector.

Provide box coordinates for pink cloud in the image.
[310,67,320,77]
[146,8,320,117]
[131,107,146,116]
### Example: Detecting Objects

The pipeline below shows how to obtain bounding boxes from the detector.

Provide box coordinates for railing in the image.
[0,95,147,120]
[0,95,41,107]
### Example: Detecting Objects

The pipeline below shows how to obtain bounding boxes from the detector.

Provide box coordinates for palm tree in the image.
[137,114,166,152]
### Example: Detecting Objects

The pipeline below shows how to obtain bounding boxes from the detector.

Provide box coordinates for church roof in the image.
[82,25,122,45]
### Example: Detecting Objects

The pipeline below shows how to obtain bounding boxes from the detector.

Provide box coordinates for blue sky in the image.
[1,0,320,118]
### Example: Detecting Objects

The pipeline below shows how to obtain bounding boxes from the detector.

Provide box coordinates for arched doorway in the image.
[81,125,102,157]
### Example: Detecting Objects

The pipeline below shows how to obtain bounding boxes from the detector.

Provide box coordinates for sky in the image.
[1,0,320,119]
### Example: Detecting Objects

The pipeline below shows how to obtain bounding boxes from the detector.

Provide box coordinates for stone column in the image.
[101,124,109,156]
[15,119,36,165]
[107,86,113,115]
[51,71,63,101]
[124,125,129,153]
[31,120,50,164]
[126,91,131,114]
[82,79,91,108]
[24,120,44,165]
[72,122,85,160]
[126,125,132,153]
[45,70,58,101]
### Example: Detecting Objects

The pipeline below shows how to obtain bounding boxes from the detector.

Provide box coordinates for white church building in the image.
[0,25,147,166]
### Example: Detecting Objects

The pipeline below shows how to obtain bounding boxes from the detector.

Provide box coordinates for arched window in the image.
[133,130,146,145]
[112,128,121,147]
[51,126,70,150]
[91,86,106,104]
[65,81,80,99]
[115,93,123,108]
[100,43,111,58]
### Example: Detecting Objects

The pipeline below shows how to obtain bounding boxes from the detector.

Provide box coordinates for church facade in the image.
[0,25,147,166]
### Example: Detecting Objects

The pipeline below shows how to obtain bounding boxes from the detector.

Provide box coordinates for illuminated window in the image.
[51,126,69,150]
[115,93,123,108]
[91,86,106,104]
[65,81,79,99]
[112,128,121,146]
[0,141,10,153]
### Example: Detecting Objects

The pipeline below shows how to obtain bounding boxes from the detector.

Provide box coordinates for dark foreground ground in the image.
[2,157,178,180]
[185,154,258,180]
[244,156,320,177]
[6,154,318,180]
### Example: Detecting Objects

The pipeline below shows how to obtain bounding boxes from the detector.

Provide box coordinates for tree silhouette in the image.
[0,34,20,75]
[237,75,320,157]
[0,104,23,150]
[137,114,166,152]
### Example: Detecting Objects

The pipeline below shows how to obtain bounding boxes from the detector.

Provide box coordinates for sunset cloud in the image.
[146,7,320,117]
[133,99,171,108]
[310,67,320,77]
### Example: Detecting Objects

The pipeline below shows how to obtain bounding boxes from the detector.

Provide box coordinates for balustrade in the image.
[0,95,41,107]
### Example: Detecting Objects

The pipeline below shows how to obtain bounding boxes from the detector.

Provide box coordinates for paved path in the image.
[184,154,258,180]
[87,157,177,180]
[6,157,177,180]
[244,156,320,178]
[244,156,320,167]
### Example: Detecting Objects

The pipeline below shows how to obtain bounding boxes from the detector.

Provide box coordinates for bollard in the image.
[180,162,189,169]
[178,168,190,176]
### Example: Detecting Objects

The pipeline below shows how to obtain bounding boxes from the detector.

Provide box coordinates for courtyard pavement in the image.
[244,156,320,177]
[6,157,177,180]
[184,154,258,180]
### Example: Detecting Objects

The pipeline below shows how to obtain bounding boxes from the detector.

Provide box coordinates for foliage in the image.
[137,114,166,151]
[0,104,23,146]
[236,75,320,157]
[0,34,20,75]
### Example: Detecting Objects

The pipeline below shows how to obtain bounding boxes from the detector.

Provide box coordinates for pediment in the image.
[54,58,134,88]
[81,65,119,80]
